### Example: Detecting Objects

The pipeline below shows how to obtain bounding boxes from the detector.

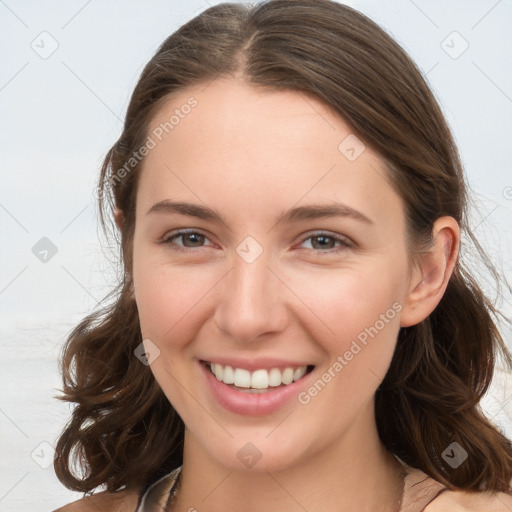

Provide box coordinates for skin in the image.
[115,77,459,512]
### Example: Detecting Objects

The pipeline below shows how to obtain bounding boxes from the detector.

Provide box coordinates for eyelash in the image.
[158,229,353,254]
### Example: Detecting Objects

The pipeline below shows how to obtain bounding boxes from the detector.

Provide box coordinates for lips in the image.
[198,359,316,415]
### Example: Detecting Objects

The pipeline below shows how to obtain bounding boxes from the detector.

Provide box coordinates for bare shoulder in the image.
[425,487,512,511]
[52,488,140,512]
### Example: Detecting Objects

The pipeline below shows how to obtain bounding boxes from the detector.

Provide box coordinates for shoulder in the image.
[52,489,140,512]
[395,455,512,512]
[425,488,512,511]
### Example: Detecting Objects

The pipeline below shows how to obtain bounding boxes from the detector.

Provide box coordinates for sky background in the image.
[1,0,511,510]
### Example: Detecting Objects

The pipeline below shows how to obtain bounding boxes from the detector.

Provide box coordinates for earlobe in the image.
[114,208,125,231]
[400,216,460,327]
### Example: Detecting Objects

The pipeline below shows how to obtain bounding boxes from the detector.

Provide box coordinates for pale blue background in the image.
[1,1,511,510]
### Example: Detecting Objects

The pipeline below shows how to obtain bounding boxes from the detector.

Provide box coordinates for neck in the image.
[172,402,405,512]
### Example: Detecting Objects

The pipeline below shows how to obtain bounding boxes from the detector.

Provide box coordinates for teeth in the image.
[293,366,307,381]
[213,363,223,381]
[269,368,281,387]
[281,367,294,385]
[234,368,251,388]
[209,362,310,390]
[223,365,234,384]
[251,369,268,389]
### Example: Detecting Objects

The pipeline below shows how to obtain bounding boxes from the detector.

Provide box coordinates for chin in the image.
[197,431,309,473]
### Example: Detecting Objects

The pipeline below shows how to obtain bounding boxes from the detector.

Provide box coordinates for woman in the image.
[53,1,512,510]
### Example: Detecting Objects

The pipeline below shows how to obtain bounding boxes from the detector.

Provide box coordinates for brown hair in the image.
[54,0,512,495]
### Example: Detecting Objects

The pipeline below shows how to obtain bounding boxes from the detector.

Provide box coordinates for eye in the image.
[159,229,214,252]
[158,229,353,254]
[298,232,353,253]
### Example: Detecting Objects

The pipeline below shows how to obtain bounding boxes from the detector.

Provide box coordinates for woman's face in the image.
[132,77,413,471]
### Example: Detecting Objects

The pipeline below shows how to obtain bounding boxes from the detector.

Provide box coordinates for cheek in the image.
[296,274,403,421]
[132,260,216,412]
[133,256,218,346]
[291,266,404,411]
[294,265,403,346]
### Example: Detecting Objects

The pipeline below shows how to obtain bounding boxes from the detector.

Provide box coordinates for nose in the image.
[214,246,289,344]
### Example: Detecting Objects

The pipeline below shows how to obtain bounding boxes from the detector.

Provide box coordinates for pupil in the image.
[185,233,203,247]
[313,235,333,249]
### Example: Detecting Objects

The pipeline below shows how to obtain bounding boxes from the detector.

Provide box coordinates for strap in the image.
[399,465,448,512]
[136,466,182,512]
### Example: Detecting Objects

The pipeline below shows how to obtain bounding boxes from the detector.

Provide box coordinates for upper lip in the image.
[200,357,315,372]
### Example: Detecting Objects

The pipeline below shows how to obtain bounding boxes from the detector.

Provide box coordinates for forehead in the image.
[146,77,355,167]
[136,78,404,230]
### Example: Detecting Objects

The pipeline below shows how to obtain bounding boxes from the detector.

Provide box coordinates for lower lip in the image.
[199,361,314,416]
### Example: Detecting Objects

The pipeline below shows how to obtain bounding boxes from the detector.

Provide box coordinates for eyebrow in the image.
[146,200,373,225]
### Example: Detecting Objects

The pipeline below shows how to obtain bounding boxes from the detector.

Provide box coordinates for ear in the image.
[114,208,125,231]
[400,216,460,328]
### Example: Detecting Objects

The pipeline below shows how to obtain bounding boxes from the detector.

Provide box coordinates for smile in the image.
[203,361,315,393]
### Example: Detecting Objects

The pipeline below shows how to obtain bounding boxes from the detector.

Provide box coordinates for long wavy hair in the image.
[54,0,512,495]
